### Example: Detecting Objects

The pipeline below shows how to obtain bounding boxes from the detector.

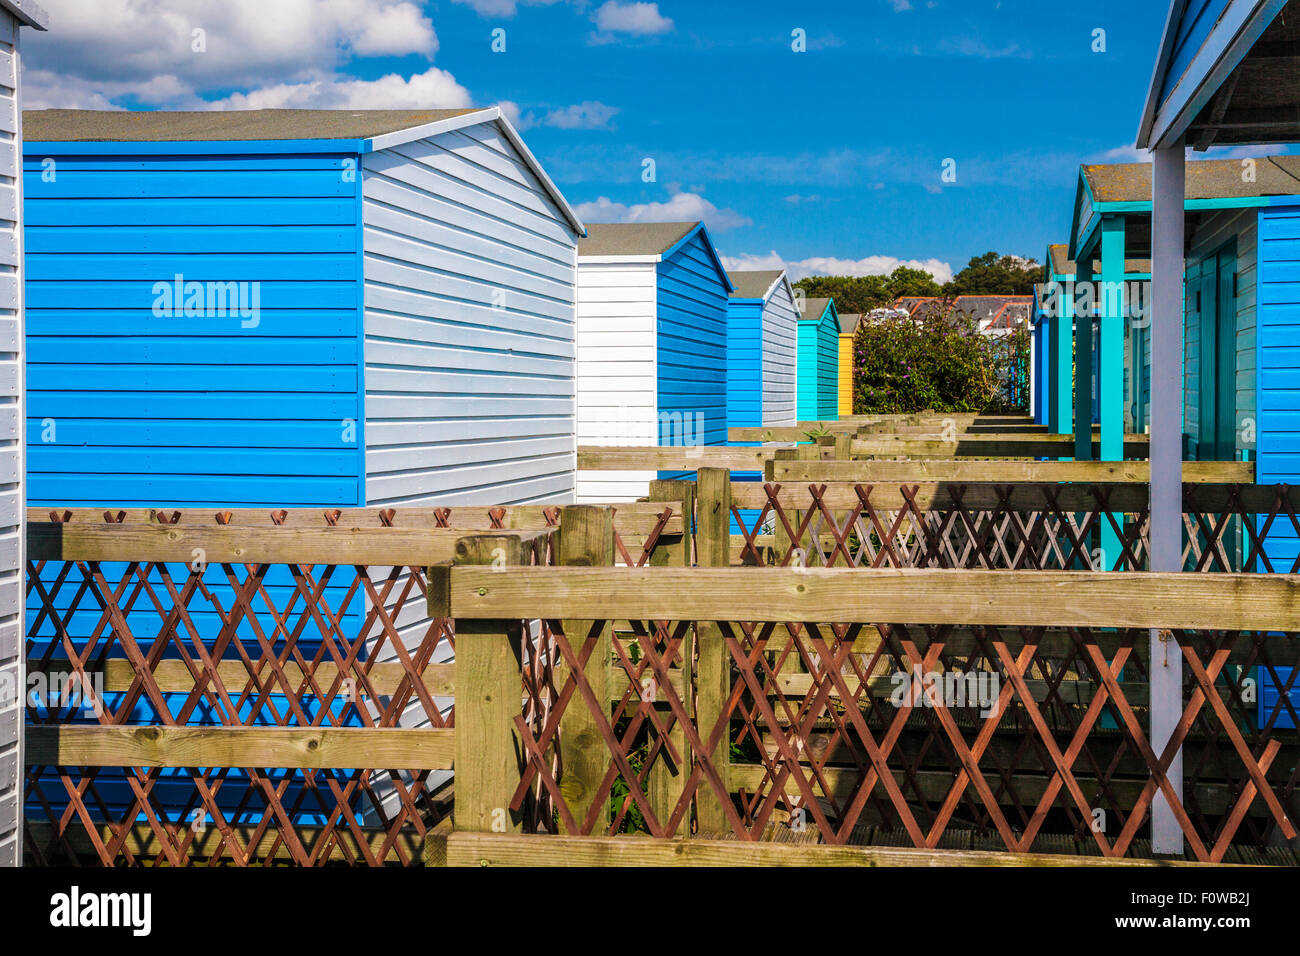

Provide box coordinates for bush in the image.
[852,308,1029,414]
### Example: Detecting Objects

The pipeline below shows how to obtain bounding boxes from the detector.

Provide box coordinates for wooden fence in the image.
[21,503,687,866]
[21,490,1300,866]
[434,534,1300,866]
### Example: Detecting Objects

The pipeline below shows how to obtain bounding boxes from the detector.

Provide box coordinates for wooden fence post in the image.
[557,505,615,833]
[647,480,695,833]
[695,468,732,834]
[437,533,527,835]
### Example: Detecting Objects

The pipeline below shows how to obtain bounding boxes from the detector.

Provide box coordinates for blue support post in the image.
[1074,256,1095,461]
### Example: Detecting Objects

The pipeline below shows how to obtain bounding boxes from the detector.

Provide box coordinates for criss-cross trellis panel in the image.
[730,482,1292,572]
[507,611,1299,861]
[22,505,679,866]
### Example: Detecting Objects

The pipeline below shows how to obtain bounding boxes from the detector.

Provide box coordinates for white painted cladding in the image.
[575,260,658,502]
[762,278,799,427]
[361,119,579,508]
[0,9,21,869]
[357,119,579,817]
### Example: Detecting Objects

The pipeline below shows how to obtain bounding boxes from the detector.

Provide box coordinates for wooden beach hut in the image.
[1133,0,1300,852]
[797,297,841,422]
[726,269,798,432]
[22,107,584,508]
[19,106,584,834]
[0,0,47,872]
[575,221,733,501]
[837,313,862,417]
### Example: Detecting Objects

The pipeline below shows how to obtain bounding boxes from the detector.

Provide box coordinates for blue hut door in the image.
[1195,244,1237,461]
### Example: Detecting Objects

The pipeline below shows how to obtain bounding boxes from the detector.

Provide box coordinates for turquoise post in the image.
[1099,216,1127,569]
[1050,278,1073,435]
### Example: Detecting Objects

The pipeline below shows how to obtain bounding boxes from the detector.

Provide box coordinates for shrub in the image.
[852,308,1029,414]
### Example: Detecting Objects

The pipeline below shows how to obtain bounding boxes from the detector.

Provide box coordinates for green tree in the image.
[792,275,891,314]
[850,307,1029,414]
[942,252,1042,296]
[885,265,942,299]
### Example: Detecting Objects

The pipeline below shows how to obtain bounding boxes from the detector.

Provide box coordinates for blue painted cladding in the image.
[656,228,729,450]
[1257,206,1300,572]
[1157,0,1233,107]
[1260,667,1298,729]
[727,299,764,430]
[22,151,365,508]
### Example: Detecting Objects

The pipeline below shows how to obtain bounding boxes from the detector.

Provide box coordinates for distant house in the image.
[575,221,732,501]
[895,295,1032,335]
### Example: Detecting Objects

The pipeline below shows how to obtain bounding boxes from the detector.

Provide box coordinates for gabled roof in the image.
[799,296,842,332]
[1047,243,1152,278]
[579,221,734,292]
[1083,154,1300,202]
[1069,154,1300,257]
[24,108,484,143]
[0,0,47,28]
[1137,0,1297,150]
[838,314,863,336]
[579,222,698,257]
[23,106,585,234]
[727,269,785,300]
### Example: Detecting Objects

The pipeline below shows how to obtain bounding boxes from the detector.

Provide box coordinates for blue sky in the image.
[23,0,1270,281]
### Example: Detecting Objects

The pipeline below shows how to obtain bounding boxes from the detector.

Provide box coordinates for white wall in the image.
[361,119,578,508]
[575,259,658,502]
[0,10,22,868]
[358,119,579,816]
[762,278,799,427]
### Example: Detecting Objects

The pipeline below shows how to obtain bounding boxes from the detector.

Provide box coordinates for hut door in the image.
[1196,245,1237,461]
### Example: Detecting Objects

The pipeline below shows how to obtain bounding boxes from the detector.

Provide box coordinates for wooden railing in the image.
[22,503,686,866]
[432,538,1300,866]
[23,490,1300,867]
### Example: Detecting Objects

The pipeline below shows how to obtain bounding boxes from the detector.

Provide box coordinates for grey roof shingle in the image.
[1082,155,1300,204]
[1048,243,1151,276]
[727,269,784,299]
[577,222,699,257]
[23,108,486,142]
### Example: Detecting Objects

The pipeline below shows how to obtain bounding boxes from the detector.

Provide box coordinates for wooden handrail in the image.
[27,523,555,565]
[434,566,1300,631]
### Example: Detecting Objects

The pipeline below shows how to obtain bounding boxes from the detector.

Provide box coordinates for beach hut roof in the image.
[578,221,734,291]
[838,313,863,335]
[578,221,699,257]
[727,269,786,300]
[1082,154,1300,203]
[1138,0,1299,150]
[23,106,585,233]
[0,0,47,28]
[1047,243,1152,277]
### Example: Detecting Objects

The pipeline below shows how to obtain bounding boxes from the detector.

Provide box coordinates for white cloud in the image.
[576,190,751,232]
[25,0,440,108]
[888,0,914,10]
[450,0,567,15]
[540,101,621,130]
[722,251,955,284]
[208,67,473,110]
[592,1,673,35]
